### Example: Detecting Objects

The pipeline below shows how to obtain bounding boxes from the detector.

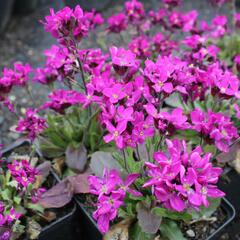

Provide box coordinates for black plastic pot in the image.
[0,0,14,33]
[74,198,102,240]
[1,140,82,240]
[13,0,38,14]
[38,204,82,240]
[75,196,235,240]
[64,0,112,11]
[218,169,240,239]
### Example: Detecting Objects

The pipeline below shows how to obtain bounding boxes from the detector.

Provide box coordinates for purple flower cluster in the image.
[34,45,75,85]
[0,206,21,240]
[0,63,31,101]
[191,109,238,152]
[144,139,225,212]
[8,159,38,189]
[41,89,83,113]
[16,108,47,140]
[88,169,141,233]
[43,5,103,45]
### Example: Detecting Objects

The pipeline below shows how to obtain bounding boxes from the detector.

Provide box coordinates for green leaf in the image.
[7,180,18,189]
[1,189,12,201]
[160,219,186,240]
[191,198,221,219]
[27,203,44,213]
[13,196,22,205]
[152,207,192,222]
[129,222,155,240]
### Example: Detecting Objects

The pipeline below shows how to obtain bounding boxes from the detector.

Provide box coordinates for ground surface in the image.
[0,0,230,145]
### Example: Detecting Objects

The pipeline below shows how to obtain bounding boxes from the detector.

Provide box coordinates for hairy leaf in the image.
[65,143,87,172]
[90,151,122,177]
[136,202,162,234]
[67,173,90,194]
[38,180,73,208]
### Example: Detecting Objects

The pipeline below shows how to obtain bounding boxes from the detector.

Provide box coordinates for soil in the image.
[181,206,227,240]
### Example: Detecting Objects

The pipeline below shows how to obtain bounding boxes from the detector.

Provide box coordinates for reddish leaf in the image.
[67,173,90,194]
[38,181,73,208]
[65,144,87,172]
[217,141,240,163]
[36,161,51,179]
[136,202,162,234]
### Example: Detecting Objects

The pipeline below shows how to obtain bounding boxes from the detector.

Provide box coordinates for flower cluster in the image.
[0,63,31,101]
[8,159,39,189]
[191,109,239,152]
[144,139,225,212]
[41,89,83,113]
[43,5,103,45]
[16,108,47,140]
[88,169,140,233]
[34,45,75,85]
[0,207,21,240]
[0,159,45,239]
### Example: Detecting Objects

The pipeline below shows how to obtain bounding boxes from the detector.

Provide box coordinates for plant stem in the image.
[136,144,141,161]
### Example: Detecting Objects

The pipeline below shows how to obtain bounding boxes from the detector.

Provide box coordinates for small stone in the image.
[186,229,195,238]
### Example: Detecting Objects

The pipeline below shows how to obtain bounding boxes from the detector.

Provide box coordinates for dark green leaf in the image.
[160,219,186,240]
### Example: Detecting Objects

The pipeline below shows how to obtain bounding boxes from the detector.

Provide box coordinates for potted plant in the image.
[0,140,80,240]
[0,0,239,239]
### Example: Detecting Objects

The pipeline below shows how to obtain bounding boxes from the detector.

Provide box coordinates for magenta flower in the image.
[42,89,83,113]
[124,0,145,22]
[128,35,151,59]
[191,109,239,152]
[144,139,224,211]
[34,67,59,85]
[8,159,38,189]
[93,193,123,233]
[143,58,173,94]
[163,0,181,7]
[158,108,189,134]
[88,169,122,197]
[5,208,21,225]
[12,63,31,86]
[16,108,47,140]
[235,13,240,28]
[89,169,140,233]
[78,48,108,73]
[211,15,227,38]
[103,83,126,104]
[107,13,127,33]
[110,46,139,75]
[103,121,127,149]
[43,5,91,43]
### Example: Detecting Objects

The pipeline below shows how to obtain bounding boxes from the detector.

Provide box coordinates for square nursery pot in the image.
[1,139,82,240]
[218,169,240,239]
[74,195,235,240]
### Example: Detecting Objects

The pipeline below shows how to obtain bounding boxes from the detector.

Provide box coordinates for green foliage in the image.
[160,219,186,240]
[39,106,106,159]
[214,33,240,66]
[191,198,221,219]
[152,207,192,222]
